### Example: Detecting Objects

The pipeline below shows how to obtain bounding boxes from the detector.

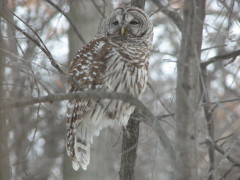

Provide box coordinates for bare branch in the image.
[201,96,240,106]
[219,164,236,180]
[0,13,66,75]
[1,90,176,169]
[201,49,240,68]
[151,0,183,32]
[215,134,234,143]
[45,0,86,44]
[204,138,240,167]
[10,11,51,58]
[200,58,216,180]
[90,0,105,18]
[201,44,227,52]
[1,91,135,109]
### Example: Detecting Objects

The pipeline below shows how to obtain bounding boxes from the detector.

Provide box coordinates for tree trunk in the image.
[175,1,205,180]
[0,36,10,180]
[119,110,140,180]
[119,1,145,180]
[0,1,10,178]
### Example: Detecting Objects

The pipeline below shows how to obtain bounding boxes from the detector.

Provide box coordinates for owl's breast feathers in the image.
[68,37,149,92]
[67,37,149,129]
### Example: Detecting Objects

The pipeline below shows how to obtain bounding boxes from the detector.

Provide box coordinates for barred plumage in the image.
[66,6,153,170]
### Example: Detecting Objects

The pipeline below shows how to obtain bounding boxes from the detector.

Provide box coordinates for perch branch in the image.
[1,91,176,168]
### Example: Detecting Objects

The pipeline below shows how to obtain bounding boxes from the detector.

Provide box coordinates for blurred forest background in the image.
[0,0,240,180]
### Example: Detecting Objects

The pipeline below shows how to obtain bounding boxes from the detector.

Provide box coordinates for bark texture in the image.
[0,32,10,180]
[0,1,10,179]
[119,110,140,180]
[175,1,206,179]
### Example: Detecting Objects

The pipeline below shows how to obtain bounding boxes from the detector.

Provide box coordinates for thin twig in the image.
[215,134,234,143]
[201,44,227,52]
[45,0,86,44]
[201,96,240,106]
[10,10,52,58]
[147,82,175,121]
[1,14,66,75]
[204,138,240,167]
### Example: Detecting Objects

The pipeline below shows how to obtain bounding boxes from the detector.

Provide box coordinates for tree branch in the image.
[204,138,240,167]
[201,49,240,68]
[1,91,138,109]
[0,13,66,75]
[201,96,240,105]
[1,90,176,169]
[219,164,236,180]
[45,0,86,44]
[201,69,216,180]
[90,0,105,18]
[151,0,183,32]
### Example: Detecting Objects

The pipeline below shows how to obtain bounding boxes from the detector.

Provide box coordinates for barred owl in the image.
[66,6,153,171]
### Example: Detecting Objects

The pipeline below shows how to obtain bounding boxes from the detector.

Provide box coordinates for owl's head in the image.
[97,6,153,44]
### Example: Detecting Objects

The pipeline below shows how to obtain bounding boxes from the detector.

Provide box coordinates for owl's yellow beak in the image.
[121,26,125,36]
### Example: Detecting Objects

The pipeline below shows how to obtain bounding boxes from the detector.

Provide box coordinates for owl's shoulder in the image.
[68,37,114,92]
[69,37,113,67]
[78,37,110,56]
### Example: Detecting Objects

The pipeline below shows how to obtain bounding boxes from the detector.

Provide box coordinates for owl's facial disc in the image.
[106,8,147,39]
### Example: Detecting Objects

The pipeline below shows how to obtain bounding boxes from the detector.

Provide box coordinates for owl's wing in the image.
[66,37,110,129]
[66,37,111,170]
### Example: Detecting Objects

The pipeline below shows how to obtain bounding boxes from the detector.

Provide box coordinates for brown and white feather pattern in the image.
[66,6,153,171]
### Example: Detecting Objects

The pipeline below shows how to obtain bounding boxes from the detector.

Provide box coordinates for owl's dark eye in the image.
[113,20,119,25]
[130,20,139,25]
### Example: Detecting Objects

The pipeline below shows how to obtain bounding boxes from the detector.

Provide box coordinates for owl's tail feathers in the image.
[72,135,90,171]
[66,127,91,171]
